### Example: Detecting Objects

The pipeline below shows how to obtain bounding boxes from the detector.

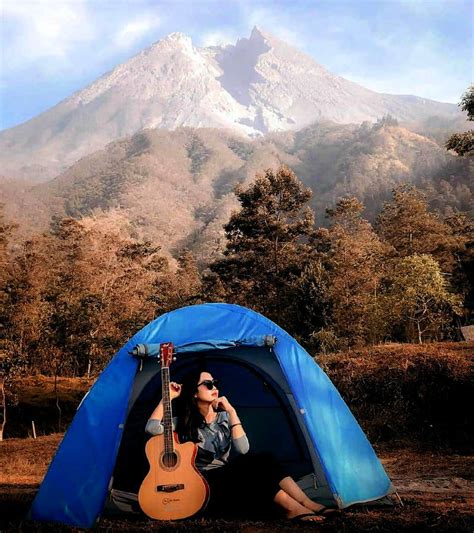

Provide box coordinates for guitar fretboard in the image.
[161,367,175,455]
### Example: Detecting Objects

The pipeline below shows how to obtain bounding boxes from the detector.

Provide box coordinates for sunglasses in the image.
[197,379,219,390]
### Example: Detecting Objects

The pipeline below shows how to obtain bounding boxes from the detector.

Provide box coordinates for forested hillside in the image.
[2,168,472,392]
[2,117,472,262]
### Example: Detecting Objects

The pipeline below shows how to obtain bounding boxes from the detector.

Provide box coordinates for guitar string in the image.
[162,354,174,468]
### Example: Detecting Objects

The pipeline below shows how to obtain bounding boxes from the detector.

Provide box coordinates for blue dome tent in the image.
[29,303,395,528]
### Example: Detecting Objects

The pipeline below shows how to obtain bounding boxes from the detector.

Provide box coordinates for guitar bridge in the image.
[156,484,184,493]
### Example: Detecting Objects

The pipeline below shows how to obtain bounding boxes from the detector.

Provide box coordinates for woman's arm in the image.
[146,398,180,435]
[145,400,165,435]
[149,399,164,421]
[146,382,182,435]
[213,396,246,439]
[145,414,178,435]
[227,406,249,454]
[227,407,245,439]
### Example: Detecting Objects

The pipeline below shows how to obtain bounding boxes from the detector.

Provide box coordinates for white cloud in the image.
[340,67,464,103]
[242,6,303,49]
[401,0,454,15]
[200,29,238,47]
[2,0,95,70]
[113,15,161,50]
[1,1,162,77]
[369,29,468,102]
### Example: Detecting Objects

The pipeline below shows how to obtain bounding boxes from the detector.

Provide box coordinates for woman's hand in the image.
[170,382,182,400]
[215,398,245,440]
[212,396,234,413]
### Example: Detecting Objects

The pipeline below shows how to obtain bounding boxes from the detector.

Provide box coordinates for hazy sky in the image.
[1,0,472,131]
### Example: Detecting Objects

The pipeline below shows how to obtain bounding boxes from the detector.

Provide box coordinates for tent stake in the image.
[394,491,404,507]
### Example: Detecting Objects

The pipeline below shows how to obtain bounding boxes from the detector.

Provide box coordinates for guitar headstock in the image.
[159,342,175,368]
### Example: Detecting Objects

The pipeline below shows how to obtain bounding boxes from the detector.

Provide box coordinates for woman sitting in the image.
[145,368,334,522]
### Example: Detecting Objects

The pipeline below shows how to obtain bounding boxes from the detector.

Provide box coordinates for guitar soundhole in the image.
[162,451,178,468]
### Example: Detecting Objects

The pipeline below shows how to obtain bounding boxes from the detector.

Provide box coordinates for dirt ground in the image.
[0,435,473,532]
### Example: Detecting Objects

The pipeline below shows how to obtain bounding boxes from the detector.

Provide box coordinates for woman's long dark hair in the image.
[174,368,208,443]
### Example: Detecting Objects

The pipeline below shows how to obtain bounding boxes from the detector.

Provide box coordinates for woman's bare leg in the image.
[273,489,324,521]
[278,476,326,512]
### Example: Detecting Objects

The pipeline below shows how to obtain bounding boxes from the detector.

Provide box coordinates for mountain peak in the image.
[248,26,277,45]
[250,26,266,39]
[0,26,460,182]
[150,31,193,50]
[163,31,192,43]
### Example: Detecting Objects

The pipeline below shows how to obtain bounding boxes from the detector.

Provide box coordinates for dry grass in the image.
[0,434,473,531]
[11,376,93,405]
[0,434,62,485]
[317,341,474,374]
[317,341,474,451]
[5,376,94,438]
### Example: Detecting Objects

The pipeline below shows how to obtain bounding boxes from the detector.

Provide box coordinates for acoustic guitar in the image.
[138,342,209,520]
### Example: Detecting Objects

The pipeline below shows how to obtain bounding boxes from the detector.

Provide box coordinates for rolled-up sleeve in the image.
[145,419,164,435]
[232,434,250,454]
[145,417,178,435]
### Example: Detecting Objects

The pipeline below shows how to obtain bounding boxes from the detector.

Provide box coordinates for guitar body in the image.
[138,432,209,520]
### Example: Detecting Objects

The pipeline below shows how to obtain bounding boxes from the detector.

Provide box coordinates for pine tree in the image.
[387,254,463,343]
[324,197,391,345]
[0,207,25,440]
[3,215,173,377]
[445,85,474,156]
[210,166,315,329]
[174,249,203,306]
[376,185,461,274]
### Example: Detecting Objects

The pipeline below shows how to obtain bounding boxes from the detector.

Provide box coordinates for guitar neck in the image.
[161,367,175,454]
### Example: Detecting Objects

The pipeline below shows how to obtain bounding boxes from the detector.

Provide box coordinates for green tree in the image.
[292,257,332,351]
[324,197,391,346]
[171,249,203,307]
[147,248,204,322]
[444,212,474,324]
[0,208,27,440]
[4,215,173,378]
[376,185,461,274]
[0,206,16,350]
[210,166,315,329]
[445,85,474,156]
[45,219,91,376]
[388,254,463,343]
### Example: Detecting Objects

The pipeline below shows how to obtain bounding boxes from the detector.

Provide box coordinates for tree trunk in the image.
[273,236,281,320]
[54,373,62,432]
[0,380,6,441]
[417,321,423,344]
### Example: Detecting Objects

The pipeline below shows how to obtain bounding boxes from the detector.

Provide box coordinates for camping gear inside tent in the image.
[29,303,395,528]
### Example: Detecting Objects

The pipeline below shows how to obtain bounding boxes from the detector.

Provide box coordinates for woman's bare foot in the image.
[300,497,337,515]
[300,497,327,513]
[274,490,324,522]
[290,513,325,522]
